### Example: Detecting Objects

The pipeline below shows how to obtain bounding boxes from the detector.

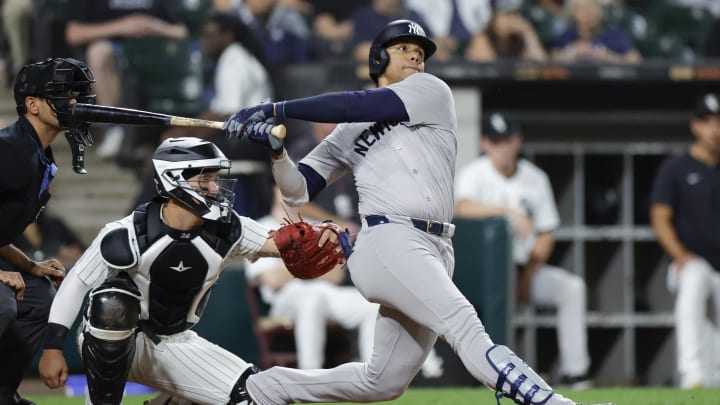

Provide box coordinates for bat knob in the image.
[271,124,286,140]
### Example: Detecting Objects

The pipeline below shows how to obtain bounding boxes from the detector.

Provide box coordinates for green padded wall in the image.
[452,217,513,344]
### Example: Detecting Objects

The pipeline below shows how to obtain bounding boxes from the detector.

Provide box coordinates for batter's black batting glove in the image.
[244,121,284,156]
[224,102,275,139]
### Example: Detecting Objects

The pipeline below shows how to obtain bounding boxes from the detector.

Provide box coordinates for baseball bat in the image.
[71,103,286,139]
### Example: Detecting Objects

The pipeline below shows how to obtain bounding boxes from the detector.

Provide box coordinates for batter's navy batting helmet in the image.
[368,19,437,85]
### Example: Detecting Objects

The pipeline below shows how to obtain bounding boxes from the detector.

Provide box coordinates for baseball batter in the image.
[226,19,613,405]
[37,138,343,405]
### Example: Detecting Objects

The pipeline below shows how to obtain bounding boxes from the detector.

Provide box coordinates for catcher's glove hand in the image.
[273,220,352,279]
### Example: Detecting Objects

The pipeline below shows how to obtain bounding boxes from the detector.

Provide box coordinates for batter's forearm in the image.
[274,88,408,123]
[272,155,311,206]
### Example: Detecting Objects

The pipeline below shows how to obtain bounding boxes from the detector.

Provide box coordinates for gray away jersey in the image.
[302,73,458,222]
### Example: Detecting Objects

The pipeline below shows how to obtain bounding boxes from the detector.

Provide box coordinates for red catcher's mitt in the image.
[273,221,346,279]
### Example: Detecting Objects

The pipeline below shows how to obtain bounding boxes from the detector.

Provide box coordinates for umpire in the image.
[0,58,96,405]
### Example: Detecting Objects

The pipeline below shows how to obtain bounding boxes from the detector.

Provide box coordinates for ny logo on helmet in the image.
[407,22,424,36]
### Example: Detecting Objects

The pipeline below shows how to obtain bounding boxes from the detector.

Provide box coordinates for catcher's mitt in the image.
[273,220,352,279]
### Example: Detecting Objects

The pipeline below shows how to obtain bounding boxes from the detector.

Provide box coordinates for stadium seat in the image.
[636,33,693,61]
[118,38,205,116]
[520,3,562,47]
[603,3,652,44]
[170,0,214,37]
[645,3,715,54]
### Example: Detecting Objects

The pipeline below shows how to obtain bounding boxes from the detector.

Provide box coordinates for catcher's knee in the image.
[84,276,141,340]
[487,344,554,405]
[82,276,141,405]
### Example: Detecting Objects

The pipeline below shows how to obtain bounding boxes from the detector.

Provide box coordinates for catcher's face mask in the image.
[179,170,237,223]
[14,58,96,141]
[152,137,237,222]
[15,58,97,174]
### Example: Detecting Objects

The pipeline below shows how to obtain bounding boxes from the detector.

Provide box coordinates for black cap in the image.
[694,93,720,118]
[482,112,522,140]
[13,59,57,106]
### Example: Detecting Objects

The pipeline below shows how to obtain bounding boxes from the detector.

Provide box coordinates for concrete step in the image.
[48,149,141,243]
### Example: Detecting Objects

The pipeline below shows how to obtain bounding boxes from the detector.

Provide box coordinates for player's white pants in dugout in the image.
[529,264,590,378]
[247,223,575,405]
[270,280,378,369]
[666,258,720,389]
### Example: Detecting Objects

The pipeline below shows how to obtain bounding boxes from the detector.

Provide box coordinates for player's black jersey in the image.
[0,117,55,246]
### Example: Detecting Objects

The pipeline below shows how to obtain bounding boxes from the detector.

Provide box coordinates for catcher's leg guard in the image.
[81,277,141,405]
[487,344,554,405]
[228,365,260,404]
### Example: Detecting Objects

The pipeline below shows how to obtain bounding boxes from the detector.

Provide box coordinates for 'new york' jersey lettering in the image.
[301,73,458,222]
[353,122,400,156]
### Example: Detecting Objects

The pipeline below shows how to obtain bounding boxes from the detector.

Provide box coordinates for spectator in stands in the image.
[650,93,720,389]
[550,0,641,64]
[406,0,493,62]
[135,11,274,219]
[454,112,593,389]
[279,0,370,58]
[245,187,378,369]
[674,0,720,18]
[349,0,430,64]
[1,0,34,84]
[64,0,189,160]
[14,212,85,270]
[235,0,312,65]
[191,11,273,128]
[536,0,565,17]
[465,0,548,62]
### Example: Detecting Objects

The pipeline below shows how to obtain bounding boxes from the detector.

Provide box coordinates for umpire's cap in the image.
[694,93,720,118]
[483,112,522,140]
[368,19,437,85]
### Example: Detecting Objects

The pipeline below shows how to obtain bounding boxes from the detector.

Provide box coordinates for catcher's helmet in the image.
[152,137,236,222]
[368,19,436,85]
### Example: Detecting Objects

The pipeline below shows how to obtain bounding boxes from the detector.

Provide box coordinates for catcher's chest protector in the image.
[128,201,242,334]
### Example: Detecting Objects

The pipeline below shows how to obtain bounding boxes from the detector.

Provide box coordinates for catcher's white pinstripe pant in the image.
[79,329,251,405]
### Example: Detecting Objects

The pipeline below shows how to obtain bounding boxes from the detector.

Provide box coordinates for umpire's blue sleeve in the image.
[275,88,409,123]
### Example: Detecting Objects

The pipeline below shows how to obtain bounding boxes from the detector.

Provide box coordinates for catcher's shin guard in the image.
[228,365,260,404]
[486,344,554,405]
[82,277,141,405]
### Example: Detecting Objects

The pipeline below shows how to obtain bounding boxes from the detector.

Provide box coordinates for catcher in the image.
[37,137,349,405]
